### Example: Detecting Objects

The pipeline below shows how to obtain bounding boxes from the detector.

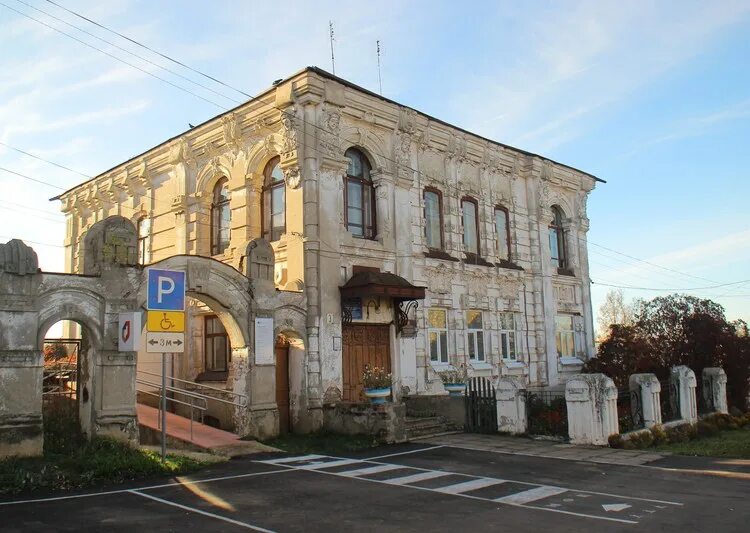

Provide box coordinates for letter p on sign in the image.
[147,269,185,311]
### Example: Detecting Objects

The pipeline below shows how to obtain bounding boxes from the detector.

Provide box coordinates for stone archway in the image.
[0,216,283,458]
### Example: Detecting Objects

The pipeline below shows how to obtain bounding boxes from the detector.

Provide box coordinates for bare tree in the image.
[596,289,635,340]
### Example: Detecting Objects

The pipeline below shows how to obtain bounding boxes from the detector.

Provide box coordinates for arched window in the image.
[549,206,566,269]
[263,157,285,241]
[494,206,511,261]
[136,216,151,264]
[211,177,231,255]
[423,188,443,250]
[461,197,480,256]
[344,148,376,239]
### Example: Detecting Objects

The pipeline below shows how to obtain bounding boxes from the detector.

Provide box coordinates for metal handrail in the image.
[136,386,208,412]
[137,369,247,408]
[136,377,210,408]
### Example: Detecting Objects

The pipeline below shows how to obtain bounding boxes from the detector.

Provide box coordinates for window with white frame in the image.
[466,310,485,362]
[555,314,575,358]
[499,312,517,361]
[427,309,449,364]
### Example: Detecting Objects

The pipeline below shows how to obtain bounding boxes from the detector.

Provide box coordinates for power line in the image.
[15,0,242,105]
[0,1,227,109]
[44,0,253,99]
[4,5,743,293]
[0,140,91,178]
[591,279,750,292]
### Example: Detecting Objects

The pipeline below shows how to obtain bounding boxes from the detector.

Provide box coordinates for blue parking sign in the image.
[147,269,185,311]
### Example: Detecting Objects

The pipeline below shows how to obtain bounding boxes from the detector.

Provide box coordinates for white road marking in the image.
[340,464,405,477]
[264,455,642,525]
[365,445,444,460]
[261,454,326,464]
[384,470,450,485]
[129,490,275,532]
[602,503,631,512]
[495,486,567,504]
[298,458,361,470]
[434,477,505,495]
[0,468,292,506]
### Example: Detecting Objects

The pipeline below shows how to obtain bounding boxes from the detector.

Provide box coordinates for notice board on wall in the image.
[254,317,274,365]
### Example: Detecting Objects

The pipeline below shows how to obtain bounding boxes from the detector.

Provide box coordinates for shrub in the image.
[666,424,690,443]
[685,423,699,440]
[608,434,624,448]
[632,431,655,448]
[650,424,669,445]
[697,420,719,437]
[361,365,392,389]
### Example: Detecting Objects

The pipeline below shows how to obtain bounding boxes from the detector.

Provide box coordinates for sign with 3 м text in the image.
[146,269,186,352]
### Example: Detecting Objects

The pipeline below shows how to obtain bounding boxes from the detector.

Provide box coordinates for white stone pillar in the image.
[671,365,698,423]
[496,376,527,434]
[565,374,618,445]
[702,367,728,414]
[629,373,662,428]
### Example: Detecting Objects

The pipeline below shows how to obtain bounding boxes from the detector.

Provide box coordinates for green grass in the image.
[260,432,383,455]
[654,428,750,458]
[0,437,210,496]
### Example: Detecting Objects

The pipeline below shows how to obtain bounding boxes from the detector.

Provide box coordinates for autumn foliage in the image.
[585,295,750,409]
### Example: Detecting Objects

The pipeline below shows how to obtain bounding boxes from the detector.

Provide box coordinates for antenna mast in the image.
[376,40,382,95]
[329,21,336,75]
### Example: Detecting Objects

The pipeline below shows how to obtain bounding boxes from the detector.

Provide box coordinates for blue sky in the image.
[1,0,749,323]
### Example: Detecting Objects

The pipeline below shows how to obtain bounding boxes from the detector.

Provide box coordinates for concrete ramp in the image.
[137,403,277,456]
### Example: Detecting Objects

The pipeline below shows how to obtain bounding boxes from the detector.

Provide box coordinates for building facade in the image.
[56,67,601,433]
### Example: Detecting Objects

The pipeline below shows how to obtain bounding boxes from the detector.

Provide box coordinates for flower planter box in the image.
[444,383,466,396]
[364,387,391,405]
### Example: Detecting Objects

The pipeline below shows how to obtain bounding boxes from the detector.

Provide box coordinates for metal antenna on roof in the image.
[376,40,383,95]
[329,21,336,75]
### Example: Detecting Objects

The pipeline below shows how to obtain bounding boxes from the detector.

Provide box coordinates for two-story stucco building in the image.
[55,67,602,434]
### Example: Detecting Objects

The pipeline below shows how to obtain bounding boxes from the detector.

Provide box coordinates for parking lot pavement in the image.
[2,443,748,532]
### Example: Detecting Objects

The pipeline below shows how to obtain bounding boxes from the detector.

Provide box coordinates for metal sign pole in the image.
[161,352,167,462]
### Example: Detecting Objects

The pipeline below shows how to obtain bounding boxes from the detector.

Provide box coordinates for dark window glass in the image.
[462,198,479,255]
[211,178,231,255]
[137,217,151,264]
[495,207,510,261]
[424,190,443,250]
[549,206,566,268]
[344,148,375,239]
[263,157,286,241]
[204,315,231,372]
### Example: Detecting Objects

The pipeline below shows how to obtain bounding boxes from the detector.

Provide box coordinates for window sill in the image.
[502,360,526,369]
[430,362,454,372]
[556,267,575,277]
[463,253,494,267]
[495,259,524,271]
[559,356,584,366]
[469,361,492,371]
[424,250,460,262]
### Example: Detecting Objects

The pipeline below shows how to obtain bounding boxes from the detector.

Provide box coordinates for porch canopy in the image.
[339,271,425,302]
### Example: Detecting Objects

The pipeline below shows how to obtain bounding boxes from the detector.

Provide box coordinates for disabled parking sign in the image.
[146,269,185,311]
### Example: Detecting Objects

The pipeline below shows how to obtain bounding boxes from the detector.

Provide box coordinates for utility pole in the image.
[377,40,382,95]
[329,21,336,75]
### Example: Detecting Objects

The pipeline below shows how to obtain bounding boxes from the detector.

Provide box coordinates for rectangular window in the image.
[137,217,151,264]
[555,315,575,358]
[427,309,449,364]
[495,207,510,261]
[466,310,485,362]
[424,189,443,250]
[205,315,231,372]
[462,198,479,255]
[499,312,517,361]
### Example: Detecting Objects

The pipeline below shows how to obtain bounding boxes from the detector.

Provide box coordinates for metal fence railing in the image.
[525,389,568,438]
[617,388,644,433]
[659,379,681,422]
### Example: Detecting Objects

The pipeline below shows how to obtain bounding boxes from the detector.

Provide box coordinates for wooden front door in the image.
[275,341,291,434]
[342,324,391,402]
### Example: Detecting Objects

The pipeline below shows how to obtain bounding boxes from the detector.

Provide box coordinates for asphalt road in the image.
[2,442,748,532]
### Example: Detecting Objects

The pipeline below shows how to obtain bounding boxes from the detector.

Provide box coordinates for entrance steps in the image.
[136,403,276,457]
[405,415,456,440]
